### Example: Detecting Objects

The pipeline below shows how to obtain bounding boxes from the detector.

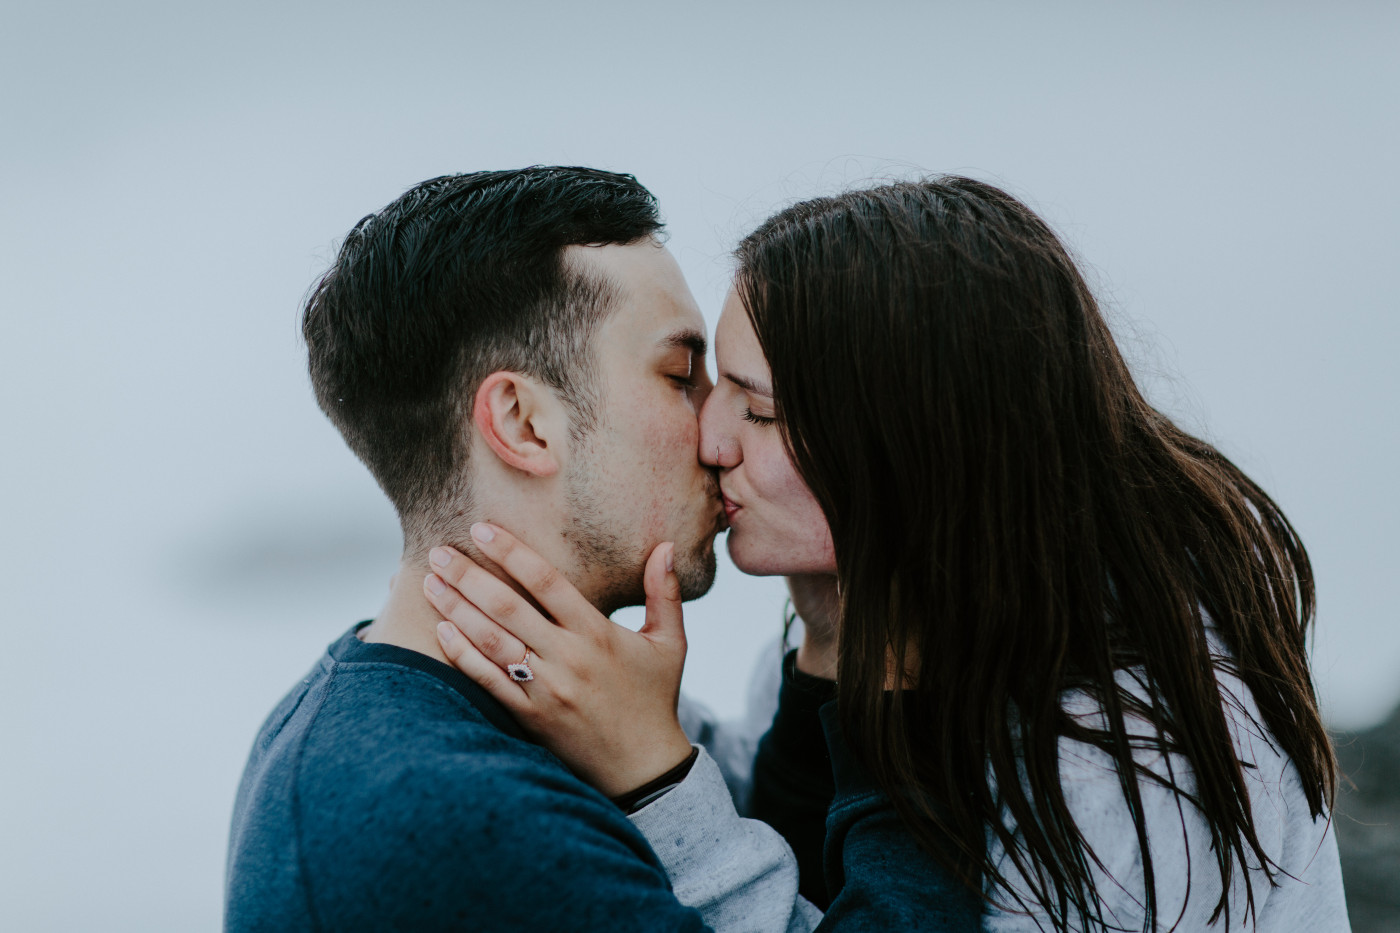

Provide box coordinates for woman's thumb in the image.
[641,542,686,648]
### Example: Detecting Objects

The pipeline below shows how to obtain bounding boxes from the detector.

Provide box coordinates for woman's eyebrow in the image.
[723,373,773,398]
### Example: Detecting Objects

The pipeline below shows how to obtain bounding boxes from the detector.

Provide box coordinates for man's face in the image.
[561,241,723,613]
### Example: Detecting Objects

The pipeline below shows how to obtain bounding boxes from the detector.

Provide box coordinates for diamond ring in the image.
[507,650,535,684]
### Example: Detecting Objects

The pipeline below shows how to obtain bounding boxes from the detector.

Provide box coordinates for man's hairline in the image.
[564,235,710,365]
[403,243,634,553]
[413,260,709,556]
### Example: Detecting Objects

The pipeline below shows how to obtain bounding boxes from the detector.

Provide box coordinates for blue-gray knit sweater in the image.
[226,624,721,932]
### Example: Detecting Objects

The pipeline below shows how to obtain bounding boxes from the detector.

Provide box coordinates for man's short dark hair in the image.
[303,167,663,545]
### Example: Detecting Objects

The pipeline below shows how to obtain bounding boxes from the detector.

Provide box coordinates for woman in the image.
[427,177,1349,930]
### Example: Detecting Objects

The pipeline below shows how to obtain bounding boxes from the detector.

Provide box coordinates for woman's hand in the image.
[787,574,840,680]
[425,522,694,799]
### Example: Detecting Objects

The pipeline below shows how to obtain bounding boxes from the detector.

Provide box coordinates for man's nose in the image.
[690,376,714,413]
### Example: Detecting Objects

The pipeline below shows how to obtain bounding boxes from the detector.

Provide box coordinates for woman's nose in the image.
[698,392,740,469]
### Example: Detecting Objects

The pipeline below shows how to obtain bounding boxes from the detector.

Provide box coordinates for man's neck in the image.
[359,560,453,665]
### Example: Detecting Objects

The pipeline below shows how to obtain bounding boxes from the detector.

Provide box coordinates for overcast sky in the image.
[2,2,1396,928]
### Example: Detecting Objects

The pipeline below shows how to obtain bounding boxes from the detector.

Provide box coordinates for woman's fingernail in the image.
[665,543,675,573]
[471,522,496,544]
[429,547,451,568]
[426,574,446,595]
[437,620,458,643]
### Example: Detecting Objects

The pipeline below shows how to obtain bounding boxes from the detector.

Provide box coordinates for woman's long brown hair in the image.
[735,177,1334,930]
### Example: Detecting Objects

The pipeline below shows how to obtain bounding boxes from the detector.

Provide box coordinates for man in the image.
[225,168,818,932]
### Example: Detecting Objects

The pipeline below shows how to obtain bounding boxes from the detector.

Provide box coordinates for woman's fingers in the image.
[425,535,695,799]
[426,545,557,650]
[468,523,605,634]
[424,572,531,669]
[435,620,531,716]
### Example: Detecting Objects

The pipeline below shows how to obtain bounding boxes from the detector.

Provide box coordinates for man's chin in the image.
[588,537,711,616]
[591,539,715,615]
[674,540,718,601]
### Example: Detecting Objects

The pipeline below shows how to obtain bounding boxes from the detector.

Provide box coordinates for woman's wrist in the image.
[610,746,700,814]
[591,726,695,800]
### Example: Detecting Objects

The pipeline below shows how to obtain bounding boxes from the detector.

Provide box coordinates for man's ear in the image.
[472,371,562,477]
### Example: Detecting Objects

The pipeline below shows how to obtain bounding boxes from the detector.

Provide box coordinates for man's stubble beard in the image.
[562,442,718,616]
[673,527,719,603]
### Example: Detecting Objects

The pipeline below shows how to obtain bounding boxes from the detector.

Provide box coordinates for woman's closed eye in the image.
[742,408,776,426]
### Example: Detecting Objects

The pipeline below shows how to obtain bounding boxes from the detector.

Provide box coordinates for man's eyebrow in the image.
[723,373,773,398]
[658,328,708,357]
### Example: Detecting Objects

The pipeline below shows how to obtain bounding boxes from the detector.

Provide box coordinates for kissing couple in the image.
[227,167,1348,932]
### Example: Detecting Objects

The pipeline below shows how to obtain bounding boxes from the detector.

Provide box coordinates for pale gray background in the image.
[1,2,1396,929]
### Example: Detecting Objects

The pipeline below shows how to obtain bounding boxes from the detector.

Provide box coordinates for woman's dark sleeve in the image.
[815,702,983,932]
[749,649,839,909]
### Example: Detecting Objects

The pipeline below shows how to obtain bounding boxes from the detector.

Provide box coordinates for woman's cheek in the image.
[764,446,836,570]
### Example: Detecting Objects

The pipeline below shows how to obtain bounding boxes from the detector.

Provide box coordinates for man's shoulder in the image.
[284,639,578,807]
[307,660,563,790]
[233,628,596,845]
[229,632,682,931]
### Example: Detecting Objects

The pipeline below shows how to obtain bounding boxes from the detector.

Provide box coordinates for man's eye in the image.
[742,408,776,427]
[668,375,697,392]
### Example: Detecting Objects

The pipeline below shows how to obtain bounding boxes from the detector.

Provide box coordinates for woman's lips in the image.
[721,495,740,521]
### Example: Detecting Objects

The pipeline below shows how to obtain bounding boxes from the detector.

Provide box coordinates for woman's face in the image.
[699,287,836,576]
